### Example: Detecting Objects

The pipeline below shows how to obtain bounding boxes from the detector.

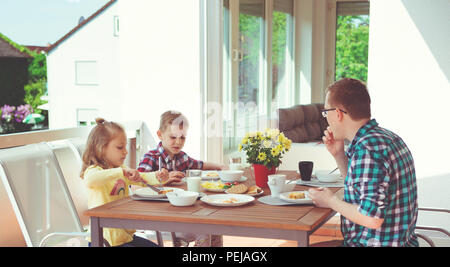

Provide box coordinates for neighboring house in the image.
[0,34,32,106]
[46,0,119,129]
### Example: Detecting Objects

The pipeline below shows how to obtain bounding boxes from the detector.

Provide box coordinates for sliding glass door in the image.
[223,0,294,154]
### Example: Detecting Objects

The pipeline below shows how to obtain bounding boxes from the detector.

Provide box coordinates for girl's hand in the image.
[123,168,142,182]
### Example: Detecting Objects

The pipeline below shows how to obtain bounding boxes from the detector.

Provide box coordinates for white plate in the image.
[279,191,313,204]
[220,176,248,183]
[200,194,255,207]
[225,189,264,197]
[134,187,183,199]
[201,181,228,192]
[201,171,220,180]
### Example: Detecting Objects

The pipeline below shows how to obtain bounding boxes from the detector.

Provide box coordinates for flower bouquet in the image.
[0,104,33,134]
[239,128,292,187]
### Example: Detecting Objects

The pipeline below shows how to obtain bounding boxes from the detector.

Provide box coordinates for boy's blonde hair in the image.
[80,118,125,178]
[159,110,189,132]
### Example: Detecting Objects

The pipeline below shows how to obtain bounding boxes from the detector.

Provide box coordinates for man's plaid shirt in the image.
[342,119,419,247]
[138,142,203,173]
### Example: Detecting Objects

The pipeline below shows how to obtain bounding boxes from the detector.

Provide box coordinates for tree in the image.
[335,15,370,83]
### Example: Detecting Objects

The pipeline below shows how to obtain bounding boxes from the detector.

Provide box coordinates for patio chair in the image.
[415,207,450,247]
[0,142,108,247]
[60,139,171,247]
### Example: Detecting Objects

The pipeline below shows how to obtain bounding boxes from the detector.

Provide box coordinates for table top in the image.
[84,170,341,232]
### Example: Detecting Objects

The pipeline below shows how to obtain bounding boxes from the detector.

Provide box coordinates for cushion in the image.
[277,103,328,143]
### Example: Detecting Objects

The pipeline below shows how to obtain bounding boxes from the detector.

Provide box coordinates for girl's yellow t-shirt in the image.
[83,165,160,246]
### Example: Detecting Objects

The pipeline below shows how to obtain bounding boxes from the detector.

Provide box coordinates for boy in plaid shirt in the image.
[309,78,418,247]
[138,110,226,247]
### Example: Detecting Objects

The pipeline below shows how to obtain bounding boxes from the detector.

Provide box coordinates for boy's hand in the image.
[156,168,169,180]
[169,171,185,179]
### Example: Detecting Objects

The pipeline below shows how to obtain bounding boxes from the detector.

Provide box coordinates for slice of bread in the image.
[247,185,262,194]
[225,184,248,194]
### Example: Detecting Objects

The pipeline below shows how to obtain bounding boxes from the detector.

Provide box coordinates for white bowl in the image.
[218,170,244,182]
[166,191,199,206]
[315,170,341,183]
[283,181,296,192]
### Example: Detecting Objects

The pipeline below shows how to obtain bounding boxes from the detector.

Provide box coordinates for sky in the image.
[0,0,110,46]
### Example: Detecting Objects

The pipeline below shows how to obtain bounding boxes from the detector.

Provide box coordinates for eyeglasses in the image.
[321,108,347,118]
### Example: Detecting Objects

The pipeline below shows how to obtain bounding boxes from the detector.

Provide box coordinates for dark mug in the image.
[298,161,313,181]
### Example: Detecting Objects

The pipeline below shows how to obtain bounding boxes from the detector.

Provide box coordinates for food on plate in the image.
[288,192,305,199]
[247,185,262,195]
[225,184,248,194]
[201,181,226,190]
[222,198,239,204]
[206,172,219,178]
[158,189,174,195]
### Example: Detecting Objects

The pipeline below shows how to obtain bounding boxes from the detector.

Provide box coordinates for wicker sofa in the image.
[276,104,337,171]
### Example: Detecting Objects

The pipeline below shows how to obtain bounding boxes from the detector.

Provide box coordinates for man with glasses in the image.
[309,78,419,247]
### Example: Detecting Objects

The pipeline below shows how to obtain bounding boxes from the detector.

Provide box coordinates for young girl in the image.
[80,118,177,247]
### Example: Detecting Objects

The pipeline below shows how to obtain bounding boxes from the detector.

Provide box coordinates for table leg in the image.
[296,231,309,247]
[91,217,103,247]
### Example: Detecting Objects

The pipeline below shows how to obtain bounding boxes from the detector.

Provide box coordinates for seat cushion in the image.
[278,103,328,143]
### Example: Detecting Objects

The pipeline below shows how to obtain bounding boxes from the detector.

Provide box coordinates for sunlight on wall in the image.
[368,0,450,180]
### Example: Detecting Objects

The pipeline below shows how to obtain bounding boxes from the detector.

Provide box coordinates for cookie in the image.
[225,183,248,194]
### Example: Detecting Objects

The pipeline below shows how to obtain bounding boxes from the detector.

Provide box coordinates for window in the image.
[335,1,370,82]
[75,61,98,85]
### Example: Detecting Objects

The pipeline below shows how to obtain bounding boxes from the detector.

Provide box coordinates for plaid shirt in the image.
[138,142,203,173]
[341,119,419,247]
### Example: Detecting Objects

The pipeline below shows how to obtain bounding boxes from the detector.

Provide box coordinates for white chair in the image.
[416,207,450,247]
[0,142,103,247]
[60,139,169,246]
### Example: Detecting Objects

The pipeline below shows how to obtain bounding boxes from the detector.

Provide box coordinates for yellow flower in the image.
[258,152,266,161]
[238,144,243,151]
[242,137,249,145]
[271,148,280,157]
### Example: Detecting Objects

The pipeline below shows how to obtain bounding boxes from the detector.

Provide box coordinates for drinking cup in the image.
[229,157,242,170]
[298,161,314,181]
[186,169,202,177]
[268,174,286,197]
[186,176,202,192]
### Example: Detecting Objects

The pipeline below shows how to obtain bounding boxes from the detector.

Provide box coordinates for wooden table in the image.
[84,170,342,247]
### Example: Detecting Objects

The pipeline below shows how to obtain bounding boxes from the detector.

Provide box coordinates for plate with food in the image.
[200,194,255,207]
[201,181,232,192]
[279,191,313,204]
[201,171,220,180]
[225,184,264,197]
[134,187,183,199]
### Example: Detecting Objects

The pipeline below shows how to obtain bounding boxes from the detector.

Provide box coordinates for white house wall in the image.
[47,2,120,129]
[118,0,202,159]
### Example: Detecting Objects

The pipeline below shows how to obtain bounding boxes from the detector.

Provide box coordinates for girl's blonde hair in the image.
[80,118,125,178]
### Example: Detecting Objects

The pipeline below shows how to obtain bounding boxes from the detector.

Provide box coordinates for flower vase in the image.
[252,164,277,188]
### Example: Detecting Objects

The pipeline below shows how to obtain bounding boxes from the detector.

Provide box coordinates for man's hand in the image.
[308,187,335,208]
[322,127,345,157]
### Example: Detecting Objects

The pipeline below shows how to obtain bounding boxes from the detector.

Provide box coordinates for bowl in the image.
[166,191,199,206]
[315,170,341,183]
[218,170,244,182]
[283,181,297,192]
